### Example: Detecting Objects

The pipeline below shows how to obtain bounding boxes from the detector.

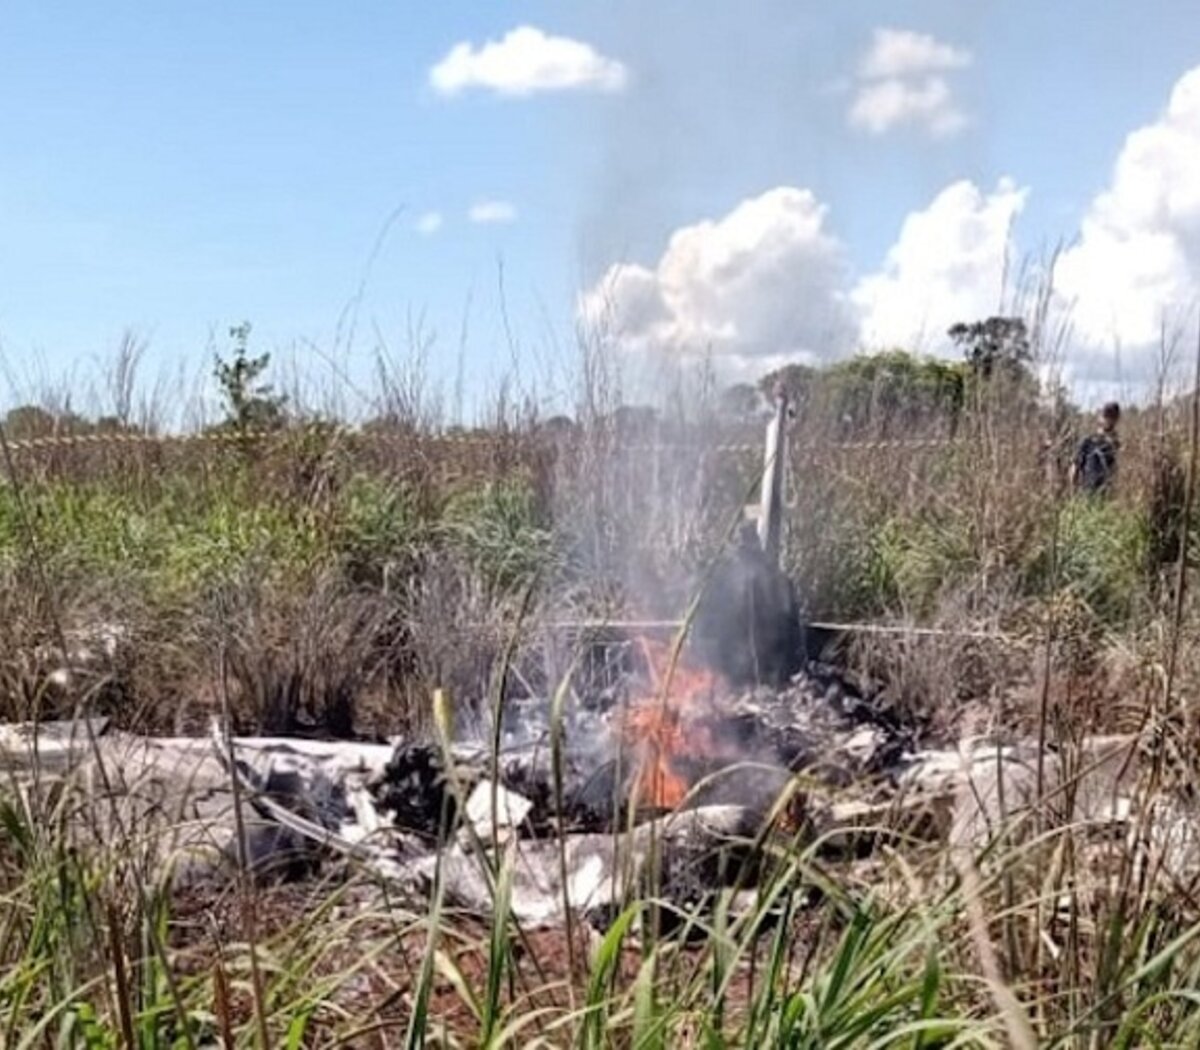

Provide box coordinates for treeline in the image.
[1,315,1072,443]
[719,316,1052,437]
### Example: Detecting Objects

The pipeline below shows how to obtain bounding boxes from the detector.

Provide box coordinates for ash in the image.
[727,663,912,783]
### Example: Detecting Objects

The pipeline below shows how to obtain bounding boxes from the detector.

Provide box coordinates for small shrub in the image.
[335,474,426,585]
[865,513,977,618]
[441,479,555,593]
[159,496,327,598]
[212,321,287,433]
[1023,497,1148,627]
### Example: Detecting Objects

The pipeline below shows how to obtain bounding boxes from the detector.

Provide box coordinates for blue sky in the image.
[2,2,1200,418]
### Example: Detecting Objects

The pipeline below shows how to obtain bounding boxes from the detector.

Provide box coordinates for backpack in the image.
[1076,433,1118,493]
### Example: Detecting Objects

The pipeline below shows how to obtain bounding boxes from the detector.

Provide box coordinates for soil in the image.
[167,874,814,1047]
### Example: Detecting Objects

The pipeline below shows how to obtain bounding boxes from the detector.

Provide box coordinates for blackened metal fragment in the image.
[372,742,459,838]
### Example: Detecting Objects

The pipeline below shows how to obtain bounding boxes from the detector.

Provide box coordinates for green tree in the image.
[825,351,965,434]
[757,363,817,411]
[2,405,94,439]
[759,352,965,436]
[3,405,58,439]
[948,316,1031,381]
[213,322,287,432]
[610,404,659,435]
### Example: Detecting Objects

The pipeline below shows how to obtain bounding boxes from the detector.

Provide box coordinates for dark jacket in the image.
[1074,432,1119,493]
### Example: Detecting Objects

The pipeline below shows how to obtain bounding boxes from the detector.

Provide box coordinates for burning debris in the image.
[622,637,725,811]
[0,528,924,931]
[8,689,1198,935]
[200,633,919,927]
[0,504,973,930]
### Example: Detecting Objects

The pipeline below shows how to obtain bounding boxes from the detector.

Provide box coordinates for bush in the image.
[440,479,555,593]
[334,474,427,586]
[865,513,977,618]
[1022,497,1148,627]
[197,567,397,736]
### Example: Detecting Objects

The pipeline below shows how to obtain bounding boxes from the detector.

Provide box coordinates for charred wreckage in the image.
[206,392,933,929]
[202,532,923,929]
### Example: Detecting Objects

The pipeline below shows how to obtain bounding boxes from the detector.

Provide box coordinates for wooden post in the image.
[758,381,789,566]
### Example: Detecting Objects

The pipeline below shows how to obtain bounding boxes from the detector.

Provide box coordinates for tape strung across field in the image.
[1,424,966,457]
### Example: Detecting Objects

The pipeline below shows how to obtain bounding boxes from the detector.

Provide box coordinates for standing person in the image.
[1072,402,1121,494]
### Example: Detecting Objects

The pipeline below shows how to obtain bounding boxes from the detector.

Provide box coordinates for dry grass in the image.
[5,323,1200,1044]
[0,358,1189,740]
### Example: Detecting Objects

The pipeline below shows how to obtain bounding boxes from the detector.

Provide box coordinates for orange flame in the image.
[622,638,723,810]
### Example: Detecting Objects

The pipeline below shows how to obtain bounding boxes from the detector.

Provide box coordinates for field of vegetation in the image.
[4,318,1200,1046]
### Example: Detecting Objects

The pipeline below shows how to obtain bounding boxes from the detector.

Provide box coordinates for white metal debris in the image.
[462,779,534,842]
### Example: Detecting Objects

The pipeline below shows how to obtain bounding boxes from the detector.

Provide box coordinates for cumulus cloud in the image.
[849,27,971,137]
[415,211,443,236]
[858,28,972,80]
[849,77,967,137]
[430,26,628,97]
[580,188,857,369]
[580,67,1200,399]
[1056,65,1200,360]
[468,200,518,224]
[854,178,1028,351]
[580,180,1027,375]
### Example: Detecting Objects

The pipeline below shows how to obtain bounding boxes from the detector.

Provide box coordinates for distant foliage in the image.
[337,476,427,585]
[1022,499,1149,626]
[441,480,556,592]
[2,405,141,441]
[864,513,977,618]
[750,318,1044,439]
[948,315,1032,382]
[3,405,61,438]
[717,383,767,424]
[759,351,966,436]
[213,322,288,432]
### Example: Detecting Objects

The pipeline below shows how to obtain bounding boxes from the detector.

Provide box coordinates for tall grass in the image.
[9,764,1200,1046]
[4,322,1200,1044]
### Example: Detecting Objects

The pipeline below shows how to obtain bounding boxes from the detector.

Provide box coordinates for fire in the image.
[622,638,723,810]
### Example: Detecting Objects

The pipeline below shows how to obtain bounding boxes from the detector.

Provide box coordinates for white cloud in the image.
[580,188,857,370]
[854,178,1028,351]
[430,26,628,98]
[578,61,1200,402]
[849,76,967,137]
[859,28,972,80]
[468,200,518,224]
[1056,65,1200,361]
[415,211,443,236]
[849,27,971,137]
[578,180,1032,376]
